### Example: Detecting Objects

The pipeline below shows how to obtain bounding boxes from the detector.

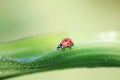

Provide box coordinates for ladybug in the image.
[57,38,74,50]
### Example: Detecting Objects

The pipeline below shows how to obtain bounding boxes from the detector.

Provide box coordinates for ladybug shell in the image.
[61,38,73,47]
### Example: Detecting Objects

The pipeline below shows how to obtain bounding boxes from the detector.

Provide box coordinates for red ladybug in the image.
[57,38,74,50]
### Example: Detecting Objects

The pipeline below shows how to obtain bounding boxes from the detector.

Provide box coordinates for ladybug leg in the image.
[57,46,60,50]
[62,48,65,51]
[62,47,65,51]
[69,46,72,50]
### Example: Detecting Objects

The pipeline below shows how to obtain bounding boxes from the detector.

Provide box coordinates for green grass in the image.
[0,33,120,79]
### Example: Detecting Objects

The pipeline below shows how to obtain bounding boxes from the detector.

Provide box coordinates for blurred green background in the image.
[0,0,120,42]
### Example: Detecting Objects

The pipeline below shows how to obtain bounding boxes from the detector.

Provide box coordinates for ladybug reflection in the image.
[57,38,74,50]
